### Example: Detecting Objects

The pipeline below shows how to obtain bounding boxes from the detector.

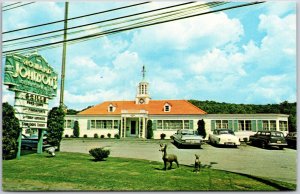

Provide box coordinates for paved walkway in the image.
[60,139,297,184]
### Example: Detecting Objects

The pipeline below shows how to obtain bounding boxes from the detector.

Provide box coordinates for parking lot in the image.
[60,138,297,184]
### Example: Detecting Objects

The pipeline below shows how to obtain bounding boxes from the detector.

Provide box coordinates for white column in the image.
[276,119,280,131]
[143,117,146,138]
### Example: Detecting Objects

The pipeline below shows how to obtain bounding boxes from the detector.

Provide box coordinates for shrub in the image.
[160,133,166,140]
[65,134,69,138]
[146,120,153,139]
[70,135,74,138]
[114,134,120,139]
[46,106,65,151]
[100,135,105,139]
[107,133,111,138]
[73,120,80,138]
[83,134,88,138]
[89,147,110,161]
[94,133,99,138]
[3,102,21,160]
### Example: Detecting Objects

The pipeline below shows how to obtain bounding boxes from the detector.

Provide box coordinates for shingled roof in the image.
[78,100,207,115]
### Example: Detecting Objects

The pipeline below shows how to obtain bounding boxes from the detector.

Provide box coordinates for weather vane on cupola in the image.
[142,64,146,80]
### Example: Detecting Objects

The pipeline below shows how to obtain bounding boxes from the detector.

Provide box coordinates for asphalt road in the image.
[60,138,297,184]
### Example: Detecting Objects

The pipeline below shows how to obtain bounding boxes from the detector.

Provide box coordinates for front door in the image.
[131,121,136,135]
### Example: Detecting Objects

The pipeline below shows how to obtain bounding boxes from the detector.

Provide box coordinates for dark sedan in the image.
[286,132,297,148]
[21,134,51,150]
[249,131,287,149]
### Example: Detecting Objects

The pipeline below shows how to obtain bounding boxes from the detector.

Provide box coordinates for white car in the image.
[171,129,203,148]
[209,129,241,147]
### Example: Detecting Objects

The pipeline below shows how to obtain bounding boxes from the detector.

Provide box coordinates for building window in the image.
[216,120,222,129]
[91,120,95,129]
[64,120,72,128]
[221,120,228,129]
[245,120,251,131]
[164,105,170,112]
[270,120,276,131]
[238,120,244,131]
[114,120,119,129]
[90,120,114,129]
[279,121,288,131]
[157,120,163,129]
[157,120,182,130]
[109,106,113,112]
[184,120,189,129]
[263,121,269,130]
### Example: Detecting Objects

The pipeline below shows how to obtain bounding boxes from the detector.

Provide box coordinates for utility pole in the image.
[59,1,69,110]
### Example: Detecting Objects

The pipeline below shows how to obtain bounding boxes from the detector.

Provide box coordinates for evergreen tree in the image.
[146,120,153,139]
[197,119,206,138]
[73,121,80,137]
[46,106,65,151]
[2,102,21,160]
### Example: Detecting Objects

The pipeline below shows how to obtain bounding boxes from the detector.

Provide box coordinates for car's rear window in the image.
[182,131,194,135]
[271,132,284,137]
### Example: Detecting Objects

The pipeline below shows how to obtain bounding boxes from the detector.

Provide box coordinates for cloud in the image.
[245,74,296,103]
[129,11,244,52]
[265,1,295,17]
[2,87,14,105]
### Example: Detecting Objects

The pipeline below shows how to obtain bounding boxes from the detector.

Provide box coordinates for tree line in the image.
[189,100,296,132]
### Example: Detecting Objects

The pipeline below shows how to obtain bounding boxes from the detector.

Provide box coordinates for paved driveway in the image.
[60,139,297,184]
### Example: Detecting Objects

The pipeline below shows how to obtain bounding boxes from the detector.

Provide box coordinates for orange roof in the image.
[78,100,207,115]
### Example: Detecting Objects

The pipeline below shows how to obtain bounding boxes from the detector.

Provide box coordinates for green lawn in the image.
[2,152,296,191]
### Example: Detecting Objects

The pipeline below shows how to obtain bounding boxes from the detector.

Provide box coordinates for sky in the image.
[1,1,297,111]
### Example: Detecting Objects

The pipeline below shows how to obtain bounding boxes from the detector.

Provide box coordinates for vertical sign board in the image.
[4,54,58,154]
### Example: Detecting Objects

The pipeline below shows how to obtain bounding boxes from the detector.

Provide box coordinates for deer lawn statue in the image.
[194,154,201,173]
[159,143,179,170]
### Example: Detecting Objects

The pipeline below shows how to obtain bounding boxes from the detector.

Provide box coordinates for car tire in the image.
[261,141,267,149]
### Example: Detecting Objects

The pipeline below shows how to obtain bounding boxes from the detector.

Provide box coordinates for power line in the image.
[3,2,224,47]
[3,2,35,12]
[3,1,201,43]
[2,2,22,8]
[3,2,265,55]
[2,1,151,34]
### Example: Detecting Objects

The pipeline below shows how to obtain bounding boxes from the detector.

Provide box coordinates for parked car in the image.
[209,129,240,147]
[249,131,287,149]
[21,134,51,150]
[285,132,297,148]
[171,129,203,148]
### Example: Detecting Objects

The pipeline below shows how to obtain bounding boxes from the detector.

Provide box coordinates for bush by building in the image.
[160,133,166,140]
[73,121,80,138]
[146,120,153,139]
[114,134,120,139]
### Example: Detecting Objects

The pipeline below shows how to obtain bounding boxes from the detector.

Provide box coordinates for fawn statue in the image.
[159,144,179,170]
[194,154,201,173]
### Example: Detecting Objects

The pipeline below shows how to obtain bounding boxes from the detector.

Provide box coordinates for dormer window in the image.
[164,103,171,112]
[108,104,116,112]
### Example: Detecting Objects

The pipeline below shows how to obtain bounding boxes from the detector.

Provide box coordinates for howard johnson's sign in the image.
[4,54,58,97]
[4,54,58,129]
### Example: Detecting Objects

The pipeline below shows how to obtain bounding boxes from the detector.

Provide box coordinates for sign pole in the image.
[17,130,22,159]
[59,2,69,107]
[37,129,44,154]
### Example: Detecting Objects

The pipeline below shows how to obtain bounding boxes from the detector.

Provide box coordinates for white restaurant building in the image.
[63,66,289,140]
